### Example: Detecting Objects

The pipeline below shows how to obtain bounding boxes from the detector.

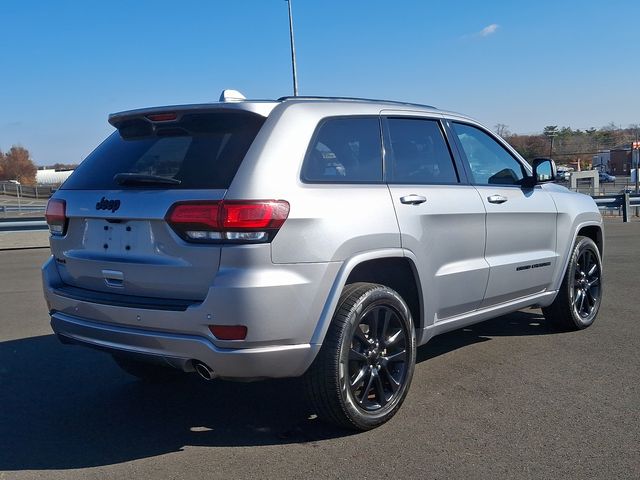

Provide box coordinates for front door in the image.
[449,122,558,307]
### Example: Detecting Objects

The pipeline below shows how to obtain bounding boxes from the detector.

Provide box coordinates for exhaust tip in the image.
[194,362,216,381]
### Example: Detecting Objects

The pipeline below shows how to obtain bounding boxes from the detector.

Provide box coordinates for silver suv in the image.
[42,93,604,430]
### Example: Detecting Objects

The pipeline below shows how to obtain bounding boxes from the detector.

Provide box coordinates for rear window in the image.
[62,111,265,190]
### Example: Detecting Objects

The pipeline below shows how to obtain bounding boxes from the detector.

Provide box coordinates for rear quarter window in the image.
[301,117,383,183]
[62,111,265,190]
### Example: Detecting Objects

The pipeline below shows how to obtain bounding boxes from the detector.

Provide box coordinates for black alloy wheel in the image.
[345,304,410,412]
[305,282,417,430]
[543,236,603,330]
[571,247,601,319]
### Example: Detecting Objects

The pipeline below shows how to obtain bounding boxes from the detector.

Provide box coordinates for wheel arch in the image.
[551,220,604,293]
[309,249,423,346]
[577,224,604,256]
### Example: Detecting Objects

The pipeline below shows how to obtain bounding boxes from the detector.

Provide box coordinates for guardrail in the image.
[0,205,46,213]
[593,193,640,222]
[0,218,48,232]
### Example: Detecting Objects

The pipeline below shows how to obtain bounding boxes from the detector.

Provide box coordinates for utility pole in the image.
[544,126,558,159]
[285,0,298,96]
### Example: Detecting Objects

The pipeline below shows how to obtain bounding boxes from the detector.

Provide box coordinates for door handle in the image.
[487,194,508,204]
[400,194,427,205]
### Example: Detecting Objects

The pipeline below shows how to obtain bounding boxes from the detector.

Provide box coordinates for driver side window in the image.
[452,123,526,185]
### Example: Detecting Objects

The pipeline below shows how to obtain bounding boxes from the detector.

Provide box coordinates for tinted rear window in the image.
[386,118,459,184]
[62,111,265,190]
[301,117,383,183]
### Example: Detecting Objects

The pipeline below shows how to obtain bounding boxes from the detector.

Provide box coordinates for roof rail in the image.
[277,95,437,110]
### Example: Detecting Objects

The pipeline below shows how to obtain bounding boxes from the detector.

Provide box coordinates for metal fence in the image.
[0,182,56,199]
[562,175,638,196]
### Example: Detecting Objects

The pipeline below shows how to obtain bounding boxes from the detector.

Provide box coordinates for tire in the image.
[543,236,603,331]
[112,354,183,383]
[305,282,417,431]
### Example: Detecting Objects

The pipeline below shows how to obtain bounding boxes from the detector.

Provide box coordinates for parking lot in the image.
[0,221,638,479]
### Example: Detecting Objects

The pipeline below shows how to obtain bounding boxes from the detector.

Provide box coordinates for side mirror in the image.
[523,158,557,188]
[533,158,557,182]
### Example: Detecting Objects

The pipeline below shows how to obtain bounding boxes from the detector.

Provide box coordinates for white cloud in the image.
[479,24,499,37]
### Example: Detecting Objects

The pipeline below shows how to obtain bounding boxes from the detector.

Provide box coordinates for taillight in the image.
[166,200,289,244]
[45,199,67,236]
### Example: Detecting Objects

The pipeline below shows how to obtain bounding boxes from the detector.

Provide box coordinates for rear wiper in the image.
[114,173,181,186]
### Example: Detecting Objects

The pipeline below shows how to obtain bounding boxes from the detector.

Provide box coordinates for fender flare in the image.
[309,248,422,346]
[550,220,604,294]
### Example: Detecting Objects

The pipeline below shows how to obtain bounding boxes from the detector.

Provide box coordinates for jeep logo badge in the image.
[96,197,121,213]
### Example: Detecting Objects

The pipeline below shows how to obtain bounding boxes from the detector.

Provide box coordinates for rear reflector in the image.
[166,200,289,244]
[209,325,247,340]
[45,199,67,236]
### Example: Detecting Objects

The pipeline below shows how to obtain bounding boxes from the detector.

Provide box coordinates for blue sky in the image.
[1,0,639,165]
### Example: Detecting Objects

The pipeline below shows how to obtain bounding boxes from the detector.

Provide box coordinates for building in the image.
[609,145,632,176]
[36,168,74,185]
[592,150,610,173]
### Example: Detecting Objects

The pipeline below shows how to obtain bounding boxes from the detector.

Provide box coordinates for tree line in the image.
[496,123,640,167]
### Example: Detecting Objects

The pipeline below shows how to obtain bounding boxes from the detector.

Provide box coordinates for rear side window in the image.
[301,117,382,183]
[62,111,265,190]
[385,118,459,184]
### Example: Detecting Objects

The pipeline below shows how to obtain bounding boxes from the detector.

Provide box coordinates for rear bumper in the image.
[42,249,342,379]
[51,311,320,379]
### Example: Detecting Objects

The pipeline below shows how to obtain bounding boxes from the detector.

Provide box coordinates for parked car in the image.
[599,172,616,182]
[43,92,604,430]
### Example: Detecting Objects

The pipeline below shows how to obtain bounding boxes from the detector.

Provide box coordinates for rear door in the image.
[449,122,558,307]
[383,114,489,324]
[50,110,265,302]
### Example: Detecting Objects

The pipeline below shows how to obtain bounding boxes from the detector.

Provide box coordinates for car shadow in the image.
[416,308,554,363]
[0,309,553,470]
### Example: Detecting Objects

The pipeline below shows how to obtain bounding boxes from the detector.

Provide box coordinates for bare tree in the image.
[494,123,511,138]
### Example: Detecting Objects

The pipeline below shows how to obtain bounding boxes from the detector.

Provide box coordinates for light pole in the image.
[633,141,639,216]
[13,180,21,212]
[285,0,298,96]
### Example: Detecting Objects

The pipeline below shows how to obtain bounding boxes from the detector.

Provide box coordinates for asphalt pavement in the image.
[0,221,638,479]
